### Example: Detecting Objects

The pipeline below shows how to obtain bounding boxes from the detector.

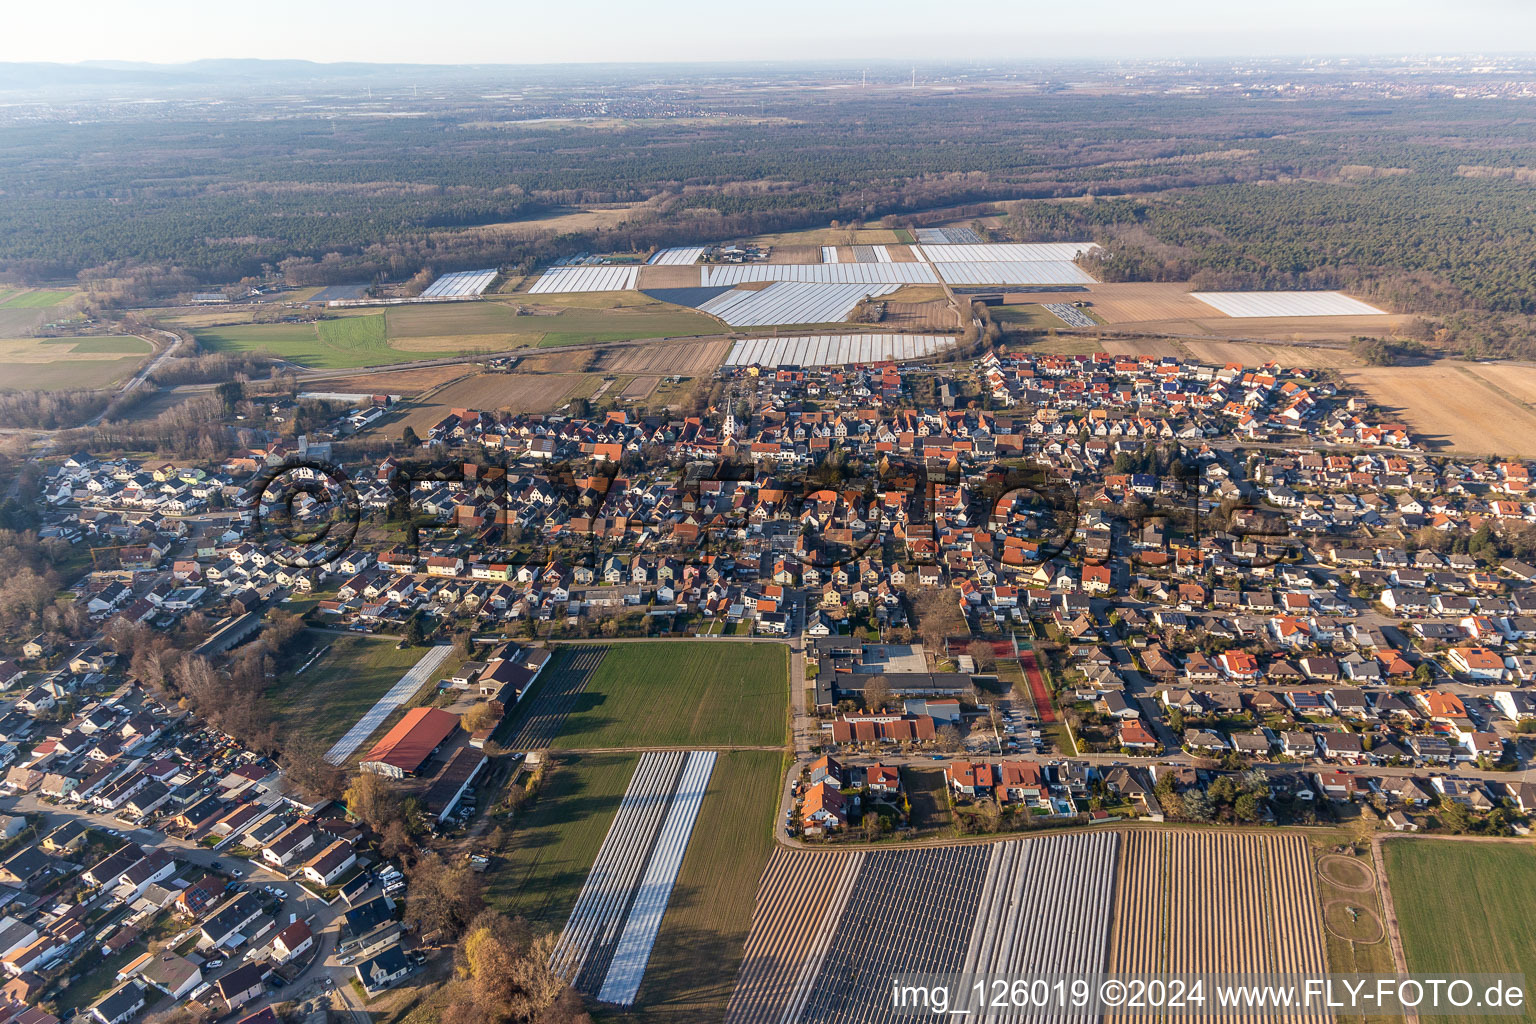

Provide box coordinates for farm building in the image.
[359,707,460,778]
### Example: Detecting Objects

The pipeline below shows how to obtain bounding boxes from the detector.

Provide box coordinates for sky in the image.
[5,0,1536,66]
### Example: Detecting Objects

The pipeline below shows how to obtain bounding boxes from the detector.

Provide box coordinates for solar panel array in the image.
[915,242,1097,262]
[701,263,937,286]
[1043,302,1097,327]
[725,333,955,367]
[647,246,706,266]
[528,265,641,294]
[420,268,498,298]
[699,282,898,327]
[935,260,1097,285]
[821,246,839,264]
[1190,291,1388,318]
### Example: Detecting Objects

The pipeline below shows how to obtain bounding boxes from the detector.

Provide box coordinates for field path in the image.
[1370,836,1410,977]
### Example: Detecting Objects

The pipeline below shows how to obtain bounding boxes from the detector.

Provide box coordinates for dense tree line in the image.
[1017,173,1536,314]
[7,89,1536,310]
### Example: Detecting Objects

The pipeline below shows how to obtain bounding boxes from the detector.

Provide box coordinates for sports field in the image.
[550,642,788,750]
[265,630,436,748]
[1385,838,1536,1020]
[627,750,782,1023]
[0,335,152,390]
[486,750,641,925]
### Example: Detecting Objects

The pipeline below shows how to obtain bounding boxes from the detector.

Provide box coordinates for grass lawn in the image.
[550,642,788,750]
[485,750,639,925]
[626,750,782,1023]
[1385,838,1536,1022]
[265,630,436,747]
[0,288,75,308]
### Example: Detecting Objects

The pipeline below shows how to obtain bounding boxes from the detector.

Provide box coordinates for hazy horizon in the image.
[7,0,1536,67]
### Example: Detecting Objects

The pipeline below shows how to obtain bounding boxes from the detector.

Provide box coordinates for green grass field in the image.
[193,318,442,369]
[316,312,388,350]
[265,631,435,747]
[627,750,782,1023]
[190,298,718,367]
[485,750,640,925]
[0,288,75,309]
[550,642,788,750]
[1385,839,1536,1023]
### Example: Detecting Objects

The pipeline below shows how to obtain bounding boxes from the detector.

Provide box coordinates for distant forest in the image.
[5,84,1536,316]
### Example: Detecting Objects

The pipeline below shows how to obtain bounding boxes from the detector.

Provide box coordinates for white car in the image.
[206,960,223,970]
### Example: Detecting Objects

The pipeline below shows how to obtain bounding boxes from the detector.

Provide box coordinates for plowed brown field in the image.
[1341,363,1536,455]
[297,365,470,396]
[722,848,863,1024]
[387,372,588,436]
[599,338,730,374]
[1109,830,1332,1024]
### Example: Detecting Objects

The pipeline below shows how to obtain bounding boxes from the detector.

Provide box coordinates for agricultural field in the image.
[0,335,152,390]
[797,845,990,1022]
[1181,339,1363,369]
[1108,829,1330,1024]
[1458,360,1536,407]
[553,750,716,1004]
[1341,363,1536,456]
[264,630,436,749]
[190,318,435,369]
[189,295,719,368]
[0,288,75,308]
[1079,282,1213,323]
[288,364,469,397]
[744,226,904,247]
[383,372,596,437]
[632,750,788,1024]
[513,291,722,347]
[550,642,788,750]
[505,646,608,751]
[994,303,1071,331]
[485,750,640,925]
[962,832,1117,1017]
[597,337,730,375]
[726,831,1118,1024]
[1385,838,1536,1019]
[724,849,865,1024]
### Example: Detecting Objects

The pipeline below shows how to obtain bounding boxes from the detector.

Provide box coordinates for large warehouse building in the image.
[359,707,460,778]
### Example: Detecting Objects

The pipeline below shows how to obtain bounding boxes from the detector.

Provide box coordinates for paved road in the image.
[0,789,372,1013]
